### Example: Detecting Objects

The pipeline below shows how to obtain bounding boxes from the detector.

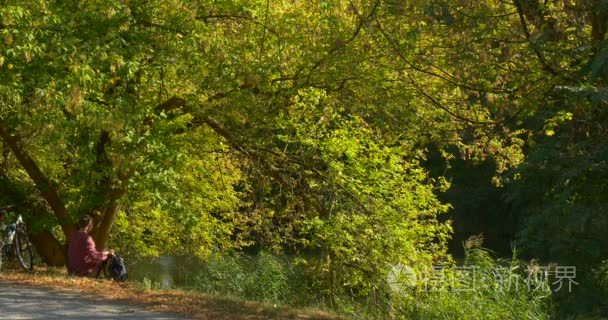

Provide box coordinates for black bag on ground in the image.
[106,254,128,281]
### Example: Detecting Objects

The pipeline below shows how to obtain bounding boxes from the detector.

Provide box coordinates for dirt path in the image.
[0,281,188,320]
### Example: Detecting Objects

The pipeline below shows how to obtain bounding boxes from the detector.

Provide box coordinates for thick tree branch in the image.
[0,120,76,239]
[591,1,608,42]
[90,129,118,246]
[93,170,130,249]
[155,96,187,113]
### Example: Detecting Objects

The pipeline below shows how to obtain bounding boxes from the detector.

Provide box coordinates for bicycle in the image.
[0,205,34,272]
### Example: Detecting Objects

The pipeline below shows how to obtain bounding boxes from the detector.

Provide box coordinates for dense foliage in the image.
[1,0,607,318]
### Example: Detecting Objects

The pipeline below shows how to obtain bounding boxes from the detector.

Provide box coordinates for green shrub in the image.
[550,260,608,318]
[243,252,289,303]
[141,277,163,291]
[191,254,248,297]
[389,246,552,320]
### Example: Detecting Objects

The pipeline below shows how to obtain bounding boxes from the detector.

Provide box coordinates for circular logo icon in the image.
[387,264,417,295]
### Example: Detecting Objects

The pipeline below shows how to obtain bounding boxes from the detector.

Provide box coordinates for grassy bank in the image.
[0,268,342,320]
[0,245,566,319]
[138,249,553,319]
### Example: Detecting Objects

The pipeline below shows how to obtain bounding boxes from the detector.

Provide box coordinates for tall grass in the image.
[190,252,298,304]
[390,247,552,319]
[185,246,553,319]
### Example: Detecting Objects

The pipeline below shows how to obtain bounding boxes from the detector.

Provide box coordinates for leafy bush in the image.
[141,277,163,291]
[244,252,289,303]
[550,260,608,318]
[191,254,248,298]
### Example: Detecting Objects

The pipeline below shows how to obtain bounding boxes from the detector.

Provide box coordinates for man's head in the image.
[77,214,94,234]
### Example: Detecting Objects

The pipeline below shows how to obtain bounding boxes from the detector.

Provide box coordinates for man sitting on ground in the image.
[67,214,114,277]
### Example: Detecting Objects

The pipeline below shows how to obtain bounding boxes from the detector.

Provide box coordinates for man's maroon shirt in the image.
[67,230,108,276]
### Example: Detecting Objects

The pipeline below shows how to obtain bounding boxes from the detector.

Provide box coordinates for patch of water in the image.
[126,255,203,289]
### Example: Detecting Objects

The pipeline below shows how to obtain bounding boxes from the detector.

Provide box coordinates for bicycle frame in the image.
[0,206,34,271]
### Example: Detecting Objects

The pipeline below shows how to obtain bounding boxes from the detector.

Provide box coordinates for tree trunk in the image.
[88,130,129,249]
[591,4,608,42]
[1,96,187,261]
[88,96,182,248]
[29,231,66,266]
[94,204,120,250]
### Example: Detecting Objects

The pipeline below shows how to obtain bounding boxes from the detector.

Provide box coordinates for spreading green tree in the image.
[4,1,606,312]
[0,1,460,290]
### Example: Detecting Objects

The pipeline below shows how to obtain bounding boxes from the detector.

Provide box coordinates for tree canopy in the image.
[1,0,607,314]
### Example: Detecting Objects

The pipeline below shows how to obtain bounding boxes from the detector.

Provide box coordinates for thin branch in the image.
[373,17,513,94]
[405,73,497,126]
[196,14,281,43]
[372,19,499,125]
[293,0,382,81]
[258,0,271,62]
[199,116,376,216]
[512,0,559,76]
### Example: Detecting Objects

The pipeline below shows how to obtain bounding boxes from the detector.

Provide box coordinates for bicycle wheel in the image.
[15,226,33,271]
[0,240,4,271]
